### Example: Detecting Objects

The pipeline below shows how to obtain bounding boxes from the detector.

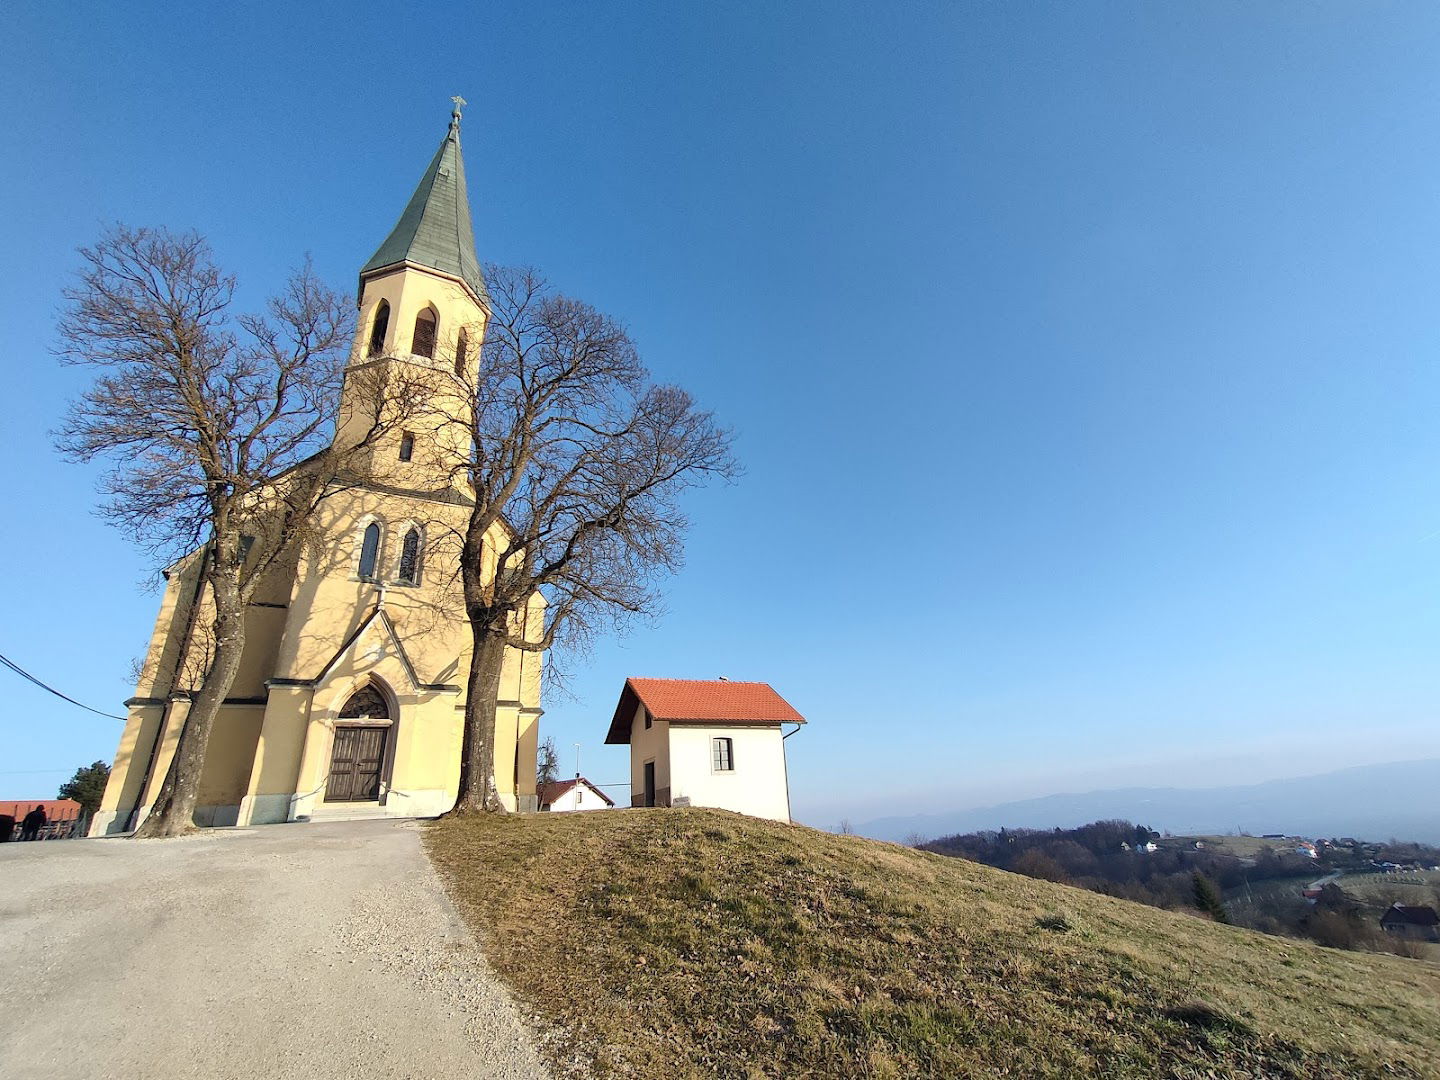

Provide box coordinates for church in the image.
[92,104,544,834]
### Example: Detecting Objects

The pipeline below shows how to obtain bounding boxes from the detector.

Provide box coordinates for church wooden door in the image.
[326,726,388,802]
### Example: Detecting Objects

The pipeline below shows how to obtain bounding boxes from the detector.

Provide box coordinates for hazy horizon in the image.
[844,758,1440,845]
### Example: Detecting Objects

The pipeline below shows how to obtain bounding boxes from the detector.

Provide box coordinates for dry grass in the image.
[425,809,1440,1079]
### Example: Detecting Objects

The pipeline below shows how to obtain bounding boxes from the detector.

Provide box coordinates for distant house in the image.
[604,677,805,822]
[1380,904,1440,943]
[538,777,614,813]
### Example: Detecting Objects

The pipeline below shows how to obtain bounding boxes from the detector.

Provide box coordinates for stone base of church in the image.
[88,802,242,835]
[303,788,454,821]
[90,789,541,840]
[241,787,463,825]
[93,790,536,835]
[237,793,291,826]
[88,809,122,837]
[193,804,241,828]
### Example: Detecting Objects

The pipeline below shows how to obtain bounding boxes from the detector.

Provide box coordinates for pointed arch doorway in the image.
[325,684,396,803]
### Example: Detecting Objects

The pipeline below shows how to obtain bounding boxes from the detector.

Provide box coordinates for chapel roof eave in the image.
[604,677,806,745]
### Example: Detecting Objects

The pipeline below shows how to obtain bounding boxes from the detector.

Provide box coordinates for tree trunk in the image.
[133,588,247,838]
[451,620,509,814]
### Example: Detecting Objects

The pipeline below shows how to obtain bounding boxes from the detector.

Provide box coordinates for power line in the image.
[0,652,127,721]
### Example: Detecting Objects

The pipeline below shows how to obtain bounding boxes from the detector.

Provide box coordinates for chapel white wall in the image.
[667,724,791,822]
[547,784,612,812]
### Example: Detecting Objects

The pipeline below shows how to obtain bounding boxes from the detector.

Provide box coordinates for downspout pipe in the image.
[780,721,802,823]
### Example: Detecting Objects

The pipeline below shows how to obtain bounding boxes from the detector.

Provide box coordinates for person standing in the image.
[20,804,47,841]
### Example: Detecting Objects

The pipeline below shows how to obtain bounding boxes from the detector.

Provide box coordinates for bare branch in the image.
[451,263,739,814]
[54,224,414,838]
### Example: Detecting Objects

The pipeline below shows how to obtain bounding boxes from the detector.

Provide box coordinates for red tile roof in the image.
[538,777,615,808]
[605,678,805,744]
[0,799,82,821]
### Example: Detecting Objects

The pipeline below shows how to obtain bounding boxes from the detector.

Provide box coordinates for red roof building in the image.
[605,678,805,744]
[0,799,82,822]
[538,777,615,811]
[604,678,806,822]
[1,799,84,840]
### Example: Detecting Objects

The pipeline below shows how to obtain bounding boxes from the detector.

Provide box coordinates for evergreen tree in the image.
[1192,871,1230,923]
[58,760,110,815]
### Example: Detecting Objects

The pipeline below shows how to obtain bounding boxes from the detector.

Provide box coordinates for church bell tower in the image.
[336,97,488,489]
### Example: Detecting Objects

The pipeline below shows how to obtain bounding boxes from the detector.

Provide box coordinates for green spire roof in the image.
[362,110,486,302]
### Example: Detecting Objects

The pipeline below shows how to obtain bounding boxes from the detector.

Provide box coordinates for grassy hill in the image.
[425,808,1440,1078]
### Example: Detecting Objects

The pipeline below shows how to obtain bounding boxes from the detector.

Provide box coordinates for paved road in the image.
[0,819,550,1080]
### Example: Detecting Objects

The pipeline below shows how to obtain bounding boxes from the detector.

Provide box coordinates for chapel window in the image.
[398,527,423,585]
[712,737,734,772]
[358,522,381,580]
[398,432,415,462]
[454,330,469,377]
[413,309,437,359]
[368,300,390,357]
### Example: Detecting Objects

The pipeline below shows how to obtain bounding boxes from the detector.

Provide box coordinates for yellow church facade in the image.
[92,106,543,834]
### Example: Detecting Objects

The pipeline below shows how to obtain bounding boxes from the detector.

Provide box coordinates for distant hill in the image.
[855,759,1440,844]
[428,807,1440,1078]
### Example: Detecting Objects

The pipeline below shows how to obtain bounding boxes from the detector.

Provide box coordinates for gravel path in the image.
[0,818,551,1080]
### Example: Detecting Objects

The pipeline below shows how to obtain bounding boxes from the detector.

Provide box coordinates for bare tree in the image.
[536,736,561,805]
[56,225,402,838]
[449,265,737,813]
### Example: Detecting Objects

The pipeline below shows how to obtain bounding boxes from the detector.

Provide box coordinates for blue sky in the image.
[3,3,1440,826]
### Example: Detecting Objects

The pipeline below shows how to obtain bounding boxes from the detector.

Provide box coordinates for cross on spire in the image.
[450,95,467,128]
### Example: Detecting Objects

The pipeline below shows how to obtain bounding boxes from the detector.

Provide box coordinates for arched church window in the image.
[398,432,415,462]
[398,527,423,585]
[413,308,438,359]
[368,300,390,357]
[339,684,389,721]
[454,330,469,377]
[358,522,381,580]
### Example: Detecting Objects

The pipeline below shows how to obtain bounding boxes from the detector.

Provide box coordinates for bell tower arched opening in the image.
[367,300,390,357]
